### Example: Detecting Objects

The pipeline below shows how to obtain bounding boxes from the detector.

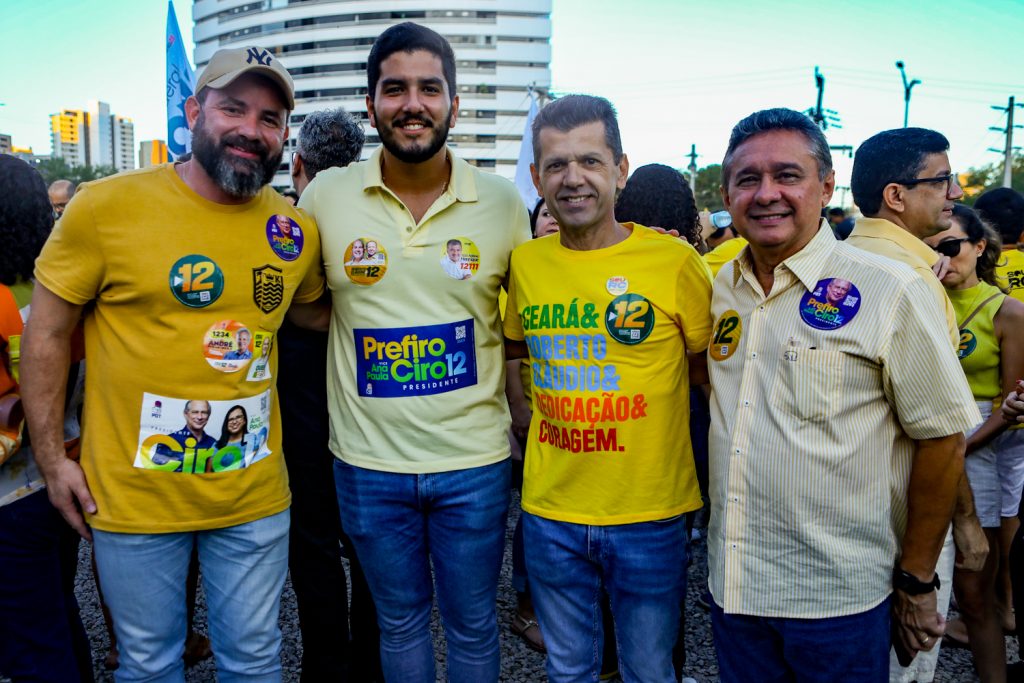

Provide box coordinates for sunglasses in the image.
[934,237,968,258]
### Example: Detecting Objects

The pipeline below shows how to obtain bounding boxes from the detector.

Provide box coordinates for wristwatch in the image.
[892,567,941,595]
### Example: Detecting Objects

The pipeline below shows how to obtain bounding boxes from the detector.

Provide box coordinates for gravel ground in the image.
[73,496,1011,682]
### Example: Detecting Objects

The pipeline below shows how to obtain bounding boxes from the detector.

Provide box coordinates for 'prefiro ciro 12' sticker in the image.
[266,214,304,261]
[798,278,861,331]
[169,254,224,308]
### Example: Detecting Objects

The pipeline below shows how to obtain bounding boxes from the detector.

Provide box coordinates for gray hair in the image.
[722,108,832,184]
[296,108,365,180]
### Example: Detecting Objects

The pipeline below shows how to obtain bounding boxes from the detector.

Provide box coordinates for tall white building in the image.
[50,102,136,172]
[190,0,552,186]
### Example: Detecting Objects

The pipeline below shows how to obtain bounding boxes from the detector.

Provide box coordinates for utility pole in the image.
[989,96,1024,187]
[811,67,825,128]
[895,61,920,128]
[686,144,698,194]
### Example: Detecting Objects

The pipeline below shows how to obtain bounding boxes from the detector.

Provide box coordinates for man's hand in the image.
[891,588,945,655]
[953,511,989,571]
[1002,380,1024,424]
[647,226,682,239]
[40,456,96,540]
[509,399,531,441]
[931,255,952,281]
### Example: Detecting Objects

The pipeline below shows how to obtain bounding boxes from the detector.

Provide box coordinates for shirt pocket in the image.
[778,349,845,422]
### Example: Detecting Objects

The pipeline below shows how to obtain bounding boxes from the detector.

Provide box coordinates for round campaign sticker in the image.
[958,329,978,360]
[169,254,224,308]
[439,237,480,281]
[605,293,655,345]
[203,320,254,373]
[798,278,861,331]
[344,237,389,285]
[266,214,304,261]
[606,276,629,296]
[709,309,742,361]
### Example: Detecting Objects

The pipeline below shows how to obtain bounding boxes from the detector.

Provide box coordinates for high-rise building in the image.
[0,134,11,155]
[50,102,136,171]
[50,109,90,167]
[139,139,170,168]
[190,0,552,186]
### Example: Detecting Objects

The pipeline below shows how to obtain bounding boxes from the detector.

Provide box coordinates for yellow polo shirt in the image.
[703,237,748,279]
[708,224,979,618]
[846,217,958,347]
[300,148,531,473]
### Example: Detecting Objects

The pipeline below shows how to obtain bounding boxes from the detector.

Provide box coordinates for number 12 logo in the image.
[169,254,225,308]
[605,293,655,345]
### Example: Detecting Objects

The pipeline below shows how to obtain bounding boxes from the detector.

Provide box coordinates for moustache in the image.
[393,116,434,130]
[220,135,269,160]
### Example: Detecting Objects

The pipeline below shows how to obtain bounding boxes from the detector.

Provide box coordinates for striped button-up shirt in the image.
[707,224,980,618]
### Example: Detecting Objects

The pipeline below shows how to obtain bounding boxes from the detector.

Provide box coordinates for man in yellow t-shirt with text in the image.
[504,94,713,682]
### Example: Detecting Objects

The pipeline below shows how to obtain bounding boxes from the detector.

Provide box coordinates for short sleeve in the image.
[677,247,714,353]
[882,276,981,439]
[34,186,106,305]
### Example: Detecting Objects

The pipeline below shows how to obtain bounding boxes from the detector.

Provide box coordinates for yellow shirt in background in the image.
[703,237,748,279]
[996,247,1024,305]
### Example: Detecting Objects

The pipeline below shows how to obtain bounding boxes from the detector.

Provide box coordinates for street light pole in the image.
[895,61,920,128]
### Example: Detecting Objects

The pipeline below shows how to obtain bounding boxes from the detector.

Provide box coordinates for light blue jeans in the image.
[334,458,510,683]
[92,509,290,683]
[523,511,689,683]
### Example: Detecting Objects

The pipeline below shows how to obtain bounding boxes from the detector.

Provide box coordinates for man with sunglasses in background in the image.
[847,127,986,679]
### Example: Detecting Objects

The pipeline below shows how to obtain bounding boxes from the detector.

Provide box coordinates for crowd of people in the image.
[2,20,1024,683]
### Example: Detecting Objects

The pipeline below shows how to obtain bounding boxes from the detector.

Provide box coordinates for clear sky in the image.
[3,0,1023,195]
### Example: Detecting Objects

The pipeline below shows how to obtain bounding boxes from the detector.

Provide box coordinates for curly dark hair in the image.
[0,154,54,285]
[615,163,700,246]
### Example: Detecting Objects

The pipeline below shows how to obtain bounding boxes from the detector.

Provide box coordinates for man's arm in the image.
[286,293,331,332]
[504,358,531,441]
[892,431,964,654]
[20,284,93,540]
[505,337,528,361]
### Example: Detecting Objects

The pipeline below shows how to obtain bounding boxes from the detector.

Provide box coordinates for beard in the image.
[191,112,283,199]
[377,109,452,164]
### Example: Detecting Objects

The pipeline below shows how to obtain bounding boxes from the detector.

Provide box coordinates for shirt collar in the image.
[361,146,478,203]
[850,217,939,268]
[731,219,837,292]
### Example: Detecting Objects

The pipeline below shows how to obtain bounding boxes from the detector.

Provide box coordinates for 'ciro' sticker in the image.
[266,214,304,261]
[799,278,861,331]
[440,237,480,280]
[958,329,977,360]
[344,237,389,285]
[709,309,742,361]
[169,254,224,308]
[605,293,655,345]
[606,276,629,296]
[203,320,254,373]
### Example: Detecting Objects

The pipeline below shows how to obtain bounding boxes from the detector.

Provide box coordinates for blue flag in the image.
[166,1,194,159]
[514,89,540,211]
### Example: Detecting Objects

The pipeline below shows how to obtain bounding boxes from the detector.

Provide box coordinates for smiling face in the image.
[350,239,364,261]
[236,329,251,352]
[924,218,982,290]
[825,278,852,304]
[188,73,289,199]
[226,408,246,437]
[185,401,211,433]
[533,203,560,237]
[722,129,834,262]
[366,241,379,258]
[367,49,458,164]
[446,242,462,262]
[531,120,628,238]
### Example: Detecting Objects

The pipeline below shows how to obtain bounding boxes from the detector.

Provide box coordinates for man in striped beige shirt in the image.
[706,108,981,682]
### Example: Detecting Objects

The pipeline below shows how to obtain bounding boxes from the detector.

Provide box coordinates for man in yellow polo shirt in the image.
[975,187,1024,305]
[298,23,529,683]
[504,94,712,682]
[847,127,986,681]
[707,109,979,681]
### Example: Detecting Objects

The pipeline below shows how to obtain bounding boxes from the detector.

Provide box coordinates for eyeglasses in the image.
[934,237,968,258]
[894,172,959,195]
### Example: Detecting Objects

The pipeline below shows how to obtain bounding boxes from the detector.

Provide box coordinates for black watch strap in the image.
[892,567,941,595]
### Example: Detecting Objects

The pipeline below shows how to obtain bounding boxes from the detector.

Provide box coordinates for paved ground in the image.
[73,495,1010,682]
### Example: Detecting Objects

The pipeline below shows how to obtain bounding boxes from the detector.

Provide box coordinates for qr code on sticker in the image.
[455,325,466,341]
[200,291,211,302]
[630,329,640,340]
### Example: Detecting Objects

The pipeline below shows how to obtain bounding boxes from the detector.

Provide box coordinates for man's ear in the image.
[185,95,201,131]
[881,183,906,214]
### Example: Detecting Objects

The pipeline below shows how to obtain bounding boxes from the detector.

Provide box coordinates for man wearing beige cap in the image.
[21,46,324,680]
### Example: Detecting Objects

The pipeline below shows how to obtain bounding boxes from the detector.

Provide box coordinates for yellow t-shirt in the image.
[34,164,325,533]
[703,237,748,279]
[300,148,531,473]
[996,247,1024,305]
[504,224,713,525]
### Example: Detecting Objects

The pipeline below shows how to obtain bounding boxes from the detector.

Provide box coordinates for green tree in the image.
[691,164,725,213]
[961,154,1024,203]
[35,158,118,186]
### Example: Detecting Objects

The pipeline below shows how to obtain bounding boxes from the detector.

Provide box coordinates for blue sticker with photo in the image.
[798,278,862,331]
[265,214,304,261]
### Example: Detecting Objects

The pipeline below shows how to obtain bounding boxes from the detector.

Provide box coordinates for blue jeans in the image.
[523,511,689,683]
[711,596,891,682]
[0,491,93,682]
[335,457,510,683]
[92,509,290,683]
